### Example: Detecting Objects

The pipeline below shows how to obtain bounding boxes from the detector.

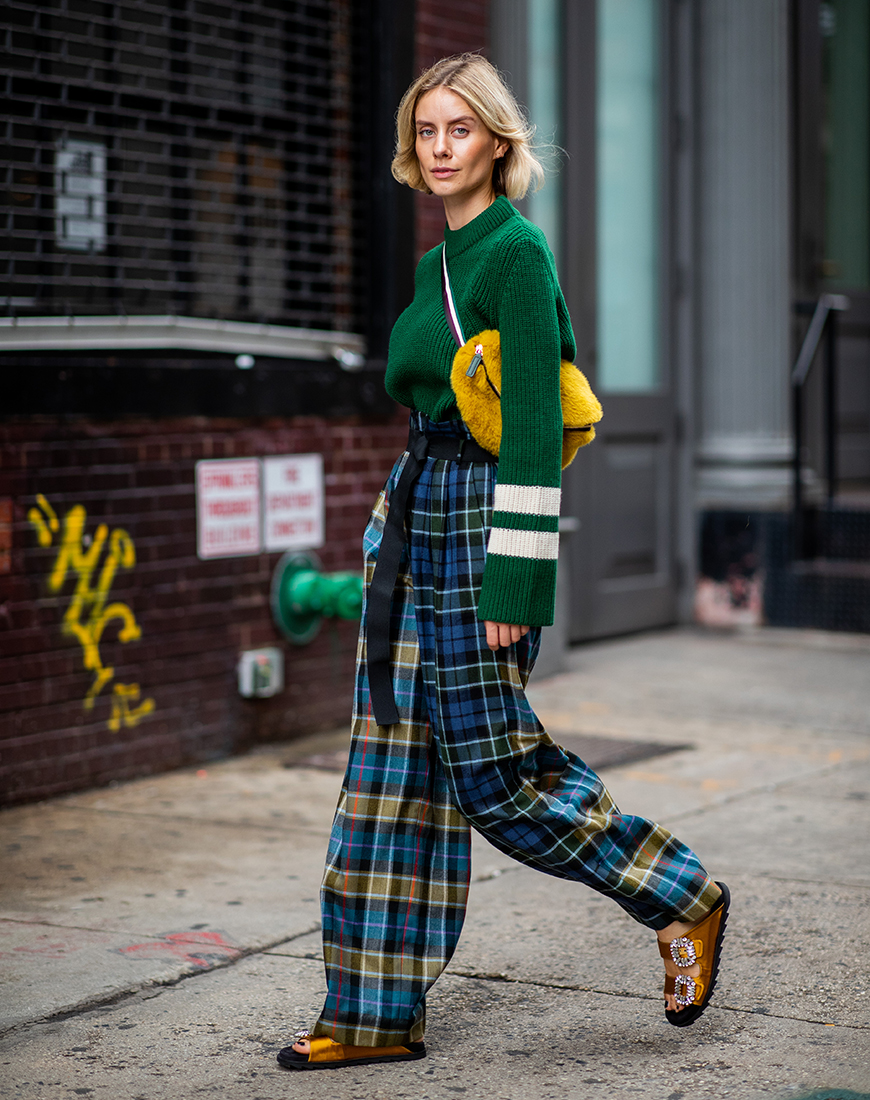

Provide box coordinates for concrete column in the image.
[695,0,792,509]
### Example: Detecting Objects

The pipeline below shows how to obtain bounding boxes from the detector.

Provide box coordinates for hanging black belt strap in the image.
[366,425,497,726]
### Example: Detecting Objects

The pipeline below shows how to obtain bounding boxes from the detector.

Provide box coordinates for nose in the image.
[434,129,450,158]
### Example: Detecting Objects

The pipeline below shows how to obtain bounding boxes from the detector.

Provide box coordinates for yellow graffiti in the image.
[28,495,155,728]
[28,493,58,546]
[108,683,155,731]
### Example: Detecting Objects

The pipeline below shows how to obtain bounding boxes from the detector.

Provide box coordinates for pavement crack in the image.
[0,922,322,1040]
[42,804,333,836]
[701,871,870,891]
[261,924,322,951]
[659,756,867,827]
[0,916,177,937]
[447,971,870,1031]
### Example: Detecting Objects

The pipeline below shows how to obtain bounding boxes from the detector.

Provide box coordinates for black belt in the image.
[366,425,498,726]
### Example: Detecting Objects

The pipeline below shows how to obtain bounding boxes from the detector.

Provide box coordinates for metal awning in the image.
[0,315,366,367]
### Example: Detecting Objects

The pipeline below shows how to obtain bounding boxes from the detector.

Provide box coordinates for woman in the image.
[278,53,729,1072]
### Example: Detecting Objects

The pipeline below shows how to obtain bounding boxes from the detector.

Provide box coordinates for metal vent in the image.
[1,0,357,331]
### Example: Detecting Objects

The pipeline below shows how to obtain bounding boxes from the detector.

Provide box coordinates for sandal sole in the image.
[665,880,730,1028]
[277,1043,426,1071]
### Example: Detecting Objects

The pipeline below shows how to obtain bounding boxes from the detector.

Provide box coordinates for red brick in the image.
[415,1,490,257]
[1,401,422,800]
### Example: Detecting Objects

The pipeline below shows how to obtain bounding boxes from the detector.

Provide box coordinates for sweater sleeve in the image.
[476,239,564,627]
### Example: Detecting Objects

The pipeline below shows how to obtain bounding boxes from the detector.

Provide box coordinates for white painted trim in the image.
[0,314,365,362]
[493,483,561,516]
[487,527,560,560]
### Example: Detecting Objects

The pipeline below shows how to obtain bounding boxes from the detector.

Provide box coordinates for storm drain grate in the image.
[284,734,692,773]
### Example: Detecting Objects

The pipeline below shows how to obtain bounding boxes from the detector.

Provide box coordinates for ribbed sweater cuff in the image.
[477,554,557,627]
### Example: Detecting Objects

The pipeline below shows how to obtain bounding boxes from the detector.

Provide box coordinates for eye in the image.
[452,126,469,137]
[417,127,435,138]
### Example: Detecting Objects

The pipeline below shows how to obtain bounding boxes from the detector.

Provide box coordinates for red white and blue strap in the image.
[441,244,465,349]
[442,244,485,378]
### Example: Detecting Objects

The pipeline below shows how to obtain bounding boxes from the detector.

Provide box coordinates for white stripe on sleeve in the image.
[487,527,560,560]
[493,483,561,517]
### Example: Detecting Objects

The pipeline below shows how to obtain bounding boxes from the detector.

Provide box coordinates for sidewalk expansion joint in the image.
[0,915,200,938]
[660,755,868,828]
[45,804,333,835]
[702,870,870,891]
[0,921,321,1041]
[447,971,869,1031]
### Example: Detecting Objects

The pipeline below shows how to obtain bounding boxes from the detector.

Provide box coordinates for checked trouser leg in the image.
[312,462,472,1049]
[312,431,721,1048]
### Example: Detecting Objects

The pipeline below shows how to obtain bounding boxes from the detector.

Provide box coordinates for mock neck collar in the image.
[443,195,516,258]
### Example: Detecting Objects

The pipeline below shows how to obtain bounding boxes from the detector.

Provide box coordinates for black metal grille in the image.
[1,0,358,331]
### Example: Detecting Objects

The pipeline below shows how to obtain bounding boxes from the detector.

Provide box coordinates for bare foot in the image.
[292,1037,311,1055]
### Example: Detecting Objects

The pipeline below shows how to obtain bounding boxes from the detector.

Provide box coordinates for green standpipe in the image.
[270,550,363,645]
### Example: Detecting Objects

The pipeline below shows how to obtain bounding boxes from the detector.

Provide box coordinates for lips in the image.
[430,168,457,177]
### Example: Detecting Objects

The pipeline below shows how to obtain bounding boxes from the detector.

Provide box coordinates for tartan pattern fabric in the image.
[312,416,721,1048]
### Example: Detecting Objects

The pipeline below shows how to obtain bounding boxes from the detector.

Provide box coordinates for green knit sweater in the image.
[385,196,576,627]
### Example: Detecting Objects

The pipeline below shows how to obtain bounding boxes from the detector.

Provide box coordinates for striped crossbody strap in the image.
[440,244,465,348]
[441,244,488,381]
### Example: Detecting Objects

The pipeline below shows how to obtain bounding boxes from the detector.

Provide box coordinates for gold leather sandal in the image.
[659,881,730,1027]
[276,1030,426,1071]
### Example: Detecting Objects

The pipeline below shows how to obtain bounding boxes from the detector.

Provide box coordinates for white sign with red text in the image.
[196,458,261,559]
[262,454,324,552]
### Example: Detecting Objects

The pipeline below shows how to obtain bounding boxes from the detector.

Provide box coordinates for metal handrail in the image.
[792,294,850,386]
[791,293,850,556]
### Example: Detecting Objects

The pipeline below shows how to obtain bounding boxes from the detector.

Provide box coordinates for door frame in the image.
[559,0,697,640]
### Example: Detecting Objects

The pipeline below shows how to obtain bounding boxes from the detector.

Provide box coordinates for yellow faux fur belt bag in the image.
[441,246,603,470]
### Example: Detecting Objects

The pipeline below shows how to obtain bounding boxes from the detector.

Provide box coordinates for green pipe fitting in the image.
[270,550,363,645]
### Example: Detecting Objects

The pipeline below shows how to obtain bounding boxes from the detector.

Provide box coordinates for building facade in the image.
[489,0,868,640]
[0,0,476,805]
[2,0,868,805]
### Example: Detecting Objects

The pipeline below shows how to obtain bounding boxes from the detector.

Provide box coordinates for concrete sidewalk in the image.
[1,626,869,1099]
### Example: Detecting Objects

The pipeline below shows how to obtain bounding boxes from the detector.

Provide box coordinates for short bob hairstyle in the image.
[392,53,544,200]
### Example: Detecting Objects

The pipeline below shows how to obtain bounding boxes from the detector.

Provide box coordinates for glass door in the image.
[561,0,680,640]
[822,0,870,488]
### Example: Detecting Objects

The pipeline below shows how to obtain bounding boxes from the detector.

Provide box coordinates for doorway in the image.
[560,0,682,640]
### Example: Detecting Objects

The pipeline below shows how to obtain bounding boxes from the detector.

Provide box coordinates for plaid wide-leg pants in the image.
[311,416,721,1048]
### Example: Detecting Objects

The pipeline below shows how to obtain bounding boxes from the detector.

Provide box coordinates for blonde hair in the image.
[392,53,545,200]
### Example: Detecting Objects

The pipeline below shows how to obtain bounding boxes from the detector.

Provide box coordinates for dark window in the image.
[0,0,360,330]
[821,0,870,291]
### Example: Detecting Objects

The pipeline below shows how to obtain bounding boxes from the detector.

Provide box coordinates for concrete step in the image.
[802,505,870,561]
[790,559,870,579]
[765,566,870,632]
[761,506,870,633]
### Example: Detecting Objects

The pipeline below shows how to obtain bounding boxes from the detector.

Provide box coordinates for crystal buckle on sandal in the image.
[673,974,697,1007]
[669,936,698,967]
[293,1029,311,1041]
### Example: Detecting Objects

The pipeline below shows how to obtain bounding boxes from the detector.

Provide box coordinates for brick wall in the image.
[416,0,489,71]
[0,415,406,806]
[414,0,490,260]
[0,0,492,807]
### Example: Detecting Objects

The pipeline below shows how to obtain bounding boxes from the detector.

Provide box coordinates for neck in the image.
[442,187,497,231]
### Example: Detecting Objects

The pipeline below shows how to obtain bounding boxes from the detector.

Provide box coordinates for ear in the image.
[494,138,509,160]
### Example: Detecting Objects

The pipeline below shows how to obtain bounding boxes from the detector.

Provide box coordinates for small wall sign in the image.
[262,454,324,553]
[195,454,324,559]
[55,139,107,253]
[196,458,261,559]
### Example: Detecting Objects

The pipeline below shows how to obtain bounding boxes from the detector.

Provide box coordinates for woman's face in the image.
[414,87,508,204]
